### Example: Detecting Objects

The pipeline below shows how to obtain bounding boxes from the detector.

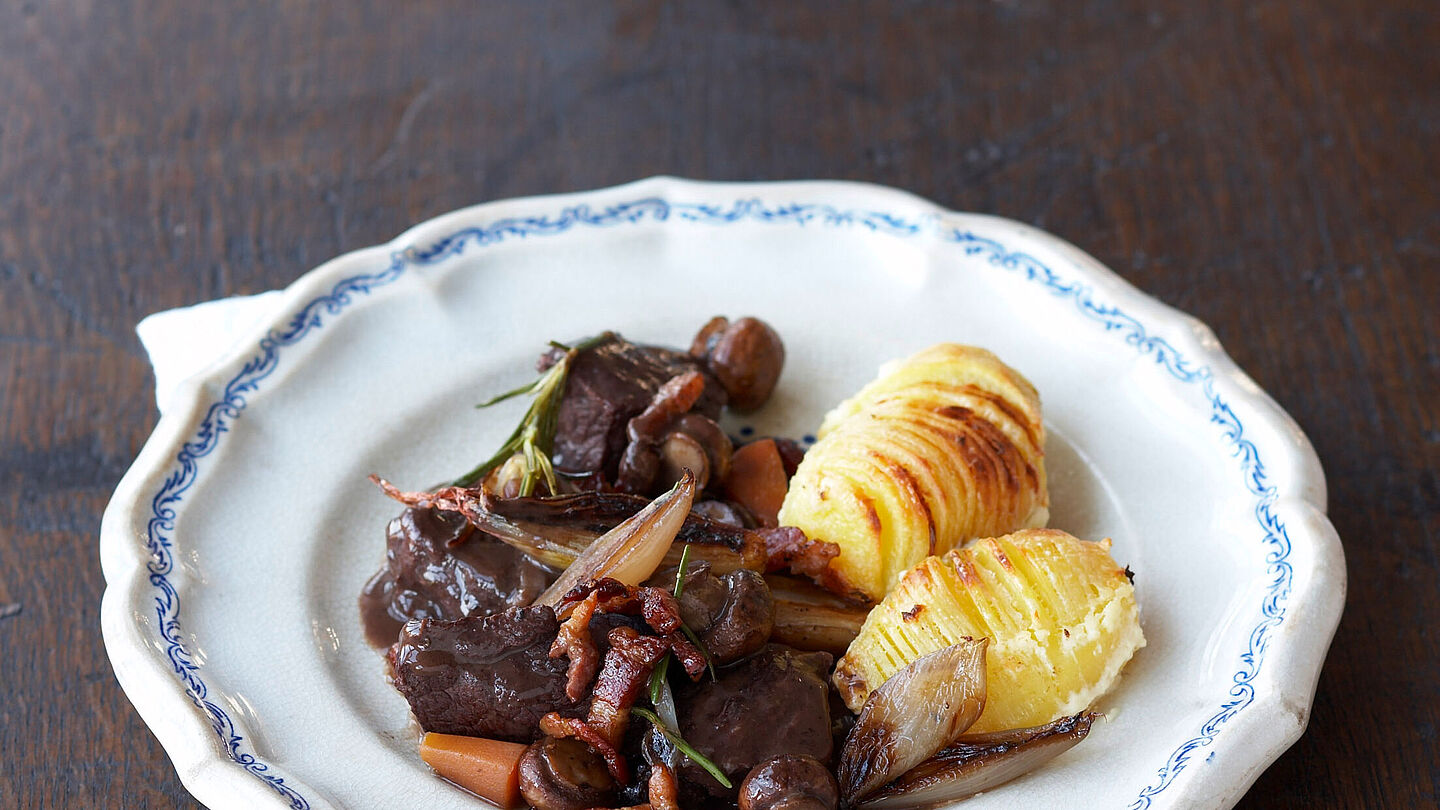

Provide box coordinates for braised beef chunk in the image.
[547,334,725,481]
[389,606,581,742]
[359,506,554,647]
[677,645,835,796]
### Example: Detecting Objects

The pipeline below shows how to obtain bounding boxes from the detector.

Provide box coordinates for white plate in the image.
[100,177,1345,810]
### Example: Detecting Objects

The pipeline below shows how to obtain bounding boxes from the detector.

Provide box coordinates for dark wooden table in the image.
[3,1,1435,807]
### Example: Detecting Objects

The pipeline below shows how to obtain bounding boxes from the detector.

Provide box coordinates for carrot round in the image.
[419,732,528,809]
[724,438,790,527]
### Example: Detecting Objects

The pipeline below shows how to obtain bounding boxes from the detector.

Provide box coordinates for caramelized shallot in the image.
[534,472,697,607]
[484,488,768,574]
[770,599,867,656]
[836,639,989,805]
[858,713,1096,808]
[766,574,869,655]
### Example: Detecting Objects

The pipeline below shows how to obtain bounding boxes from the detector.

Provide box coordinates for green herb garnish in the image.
[648,653,671,706]
[631,707,734,789]
[682,624,717,681]
[449,333,609,492]
[672,544,693,598]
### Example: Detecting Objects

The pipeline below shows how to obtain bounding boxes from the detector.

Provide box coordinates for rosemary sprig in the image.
[641,534,727,782]
[448,333,609,492]
[631,707,734,789]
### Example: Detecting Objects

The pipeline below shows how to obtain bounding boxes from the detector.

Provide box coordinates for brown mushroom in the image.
[691,317,786,412]
[738,755,839,810]
[702,568,775,664]
[617,371,730,496]
[672,412,734,484]
[517,737,617,810]
[690,316,731,359]
[654,562,775,665]
[690,499,750,528]
[615,439,661,495]
[657,432,711,491]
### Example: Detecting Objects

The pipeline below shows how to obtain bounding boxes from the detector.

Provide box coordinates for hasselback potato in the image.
[833,528,1144,734]
[777,344,1049,601]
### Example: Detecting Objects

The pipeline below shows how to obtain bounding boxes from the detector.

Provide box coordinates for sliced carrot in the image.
[724,438,790,528]
[419,732,528,809]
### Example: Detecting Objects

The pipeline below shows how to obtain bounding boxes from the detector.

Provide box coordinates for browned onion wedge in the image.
[456,501,587,570]
[534,472,697,607]
[837,639,988,804]
[857,712,1096,808]
[770,599,866,655]
[480,488,767,573]
[766,574,869,654]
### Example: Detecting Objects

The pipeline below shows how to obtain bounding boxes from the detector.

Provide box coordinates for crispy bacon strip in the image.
[557,578,684,634]
[550,591,602,701]
[550,578,703,704]
[541,626,706,782]
[758,525,840,578]
[646,761,681,810]
[615,371,709,493]
[628,371,705,441]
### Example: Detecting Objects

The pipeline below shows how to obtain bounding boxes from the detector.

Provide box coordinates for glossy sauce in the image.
[359,506,556,648]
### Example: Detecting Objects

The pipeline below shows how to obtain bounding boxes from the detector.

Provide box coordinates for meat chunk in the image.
[676,645,836,796]
[359,506,554,647]
[389,606,581,742]
[546,334,725,482]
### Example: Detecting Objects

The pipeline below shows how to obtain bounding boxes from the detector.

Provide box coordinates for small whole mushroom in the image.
[656,561,775,665]
[738,754,840,810]
[616,371,736,495]
[518,736,617,810]
[701,568,776,663]
[690,316,786,412]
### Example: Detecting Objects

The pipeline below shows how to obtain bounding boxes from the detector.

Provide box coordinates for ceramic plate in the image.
[100,177,1344,810]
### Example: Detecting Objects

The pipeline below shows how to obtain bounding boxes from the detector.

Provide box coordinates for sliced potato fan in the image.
[779,344,1049,601]
[817,343,1044,438]
[834,528,1144,734]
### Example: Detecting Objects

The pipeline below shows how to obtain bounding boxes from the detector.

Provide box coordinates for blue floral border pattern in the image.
[142,196,1292,808]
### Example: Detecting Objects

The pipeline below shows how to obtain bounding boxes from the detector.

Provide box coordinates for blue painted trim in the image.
[142,196,1292,807]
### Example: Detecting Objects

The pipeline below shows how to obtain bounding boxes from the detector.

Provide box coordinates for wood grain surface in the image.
[1,1,1435,807]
